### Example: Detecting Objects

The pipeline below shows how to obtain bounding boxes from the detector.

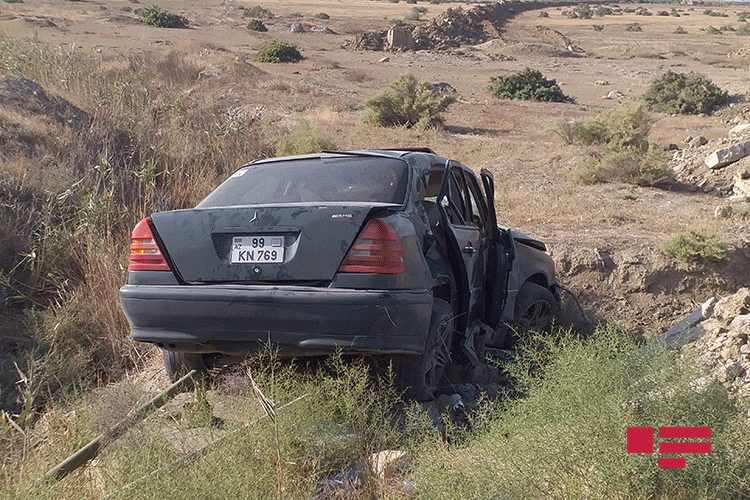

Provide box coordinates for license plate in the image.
[231,236,284,264]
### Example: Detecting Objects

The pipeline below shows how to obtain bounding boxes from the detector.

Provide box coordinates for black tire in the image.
[162,349,208,382]
[395,298,454,401]
[512,281,559,334]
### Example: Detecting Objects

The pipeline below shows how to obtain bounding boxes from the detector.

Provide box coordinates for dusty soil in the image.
[2,0,750,336]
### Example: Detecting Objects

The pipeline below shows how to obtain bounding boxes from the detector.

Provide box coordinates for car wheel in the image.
[513,281,559,334]
[163,349,207,382]
[395,298,454,401]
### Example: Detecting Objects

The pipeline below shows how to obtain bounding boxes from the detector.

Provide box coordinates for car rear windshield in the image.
[197,156,409,207]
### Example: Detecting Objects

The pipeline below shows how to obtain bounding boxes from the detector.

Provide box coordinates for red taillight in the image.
[339,219,405,274]
[129,217,171,272]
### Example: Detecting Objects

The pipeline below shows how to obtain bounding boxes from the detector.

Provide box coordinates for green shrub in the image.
[363,73,456,130]
[705,25,722,35]
[243,5,274,18]
[139,5,189,28]
[642,71,728,115]
[567,103,673,187]
[246,19,267,32]
[674,25,688,34]
[594,5,612,16]
[737,23,750,35]
[658,10,669,16]
[571,4,593,19]
[275,122,337,156]
[253,41,303,63]
[593,24,604,31]
[488,68,568,103]
[412,325,750,499]
[720,25,736,32]
[659,231,728,264]
[704,9,729,18]
[314,12,330,19]
[538,11,549,18]
[625,22,642,31]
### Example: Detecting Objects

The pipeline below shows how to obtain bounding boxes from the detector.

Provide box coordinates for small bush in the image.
[243,5,274,18]
[275,122,337,156]
[625,22,642,32]
[674,25,688,34]
[704,25,722,35]
[253,41,303,63]
[704,9,729,18]
[737,23,750,35]
[488,68,568,103]
[571,4,593,19]
[642,71,728,115]
[658,10,669,16]
[659,231,728,264]
[593,24,604,31]
[314,12,330,19]
[246,19,267,32]
[139,5,189,28]
[595,5,612,16]
[363,73,456,130]
[567,103,673,187]
[538,11,549,18]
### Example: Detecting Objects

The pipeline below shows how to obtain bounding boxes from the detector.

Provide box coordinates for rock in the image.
[290,23,305,33]
[730,195,749,203]
[377,56,390,63]
[705,140,750,169]
[595,80,610,85]
[198,66,224,81]
[714,288,750,323]
[689,136,708,148]
[386,25,414,51]
[24,16,57,28]
[0,75,91,128]
[733,176,750,199]
[718,362,745,382]
[730,123,750,137]
[728,315,750,342]
[432,82,457,95]
[370,450,408,482]
[715,205,733,218]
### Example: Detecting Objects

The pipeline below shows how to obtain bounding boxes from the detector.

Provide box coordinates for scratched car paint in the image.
[120,149,559,400]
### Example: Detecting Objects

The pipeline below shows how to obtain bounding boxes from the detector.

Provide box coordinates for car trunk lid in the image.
[150,204,398,283]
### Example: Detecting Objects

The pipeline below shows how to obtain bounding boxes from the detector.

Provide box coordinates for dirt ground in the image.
[3,0,750,335]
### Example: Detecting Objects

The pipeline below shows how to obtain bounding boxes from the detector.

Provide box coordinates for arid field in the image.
[3,1,750,498]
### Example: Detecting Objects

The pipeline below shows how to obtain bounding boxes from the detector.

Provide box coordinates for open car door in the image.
[480,169,515,329]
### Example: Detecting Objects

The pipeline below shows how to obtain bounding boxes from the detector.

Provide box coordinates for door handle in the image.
[462,245,475,255]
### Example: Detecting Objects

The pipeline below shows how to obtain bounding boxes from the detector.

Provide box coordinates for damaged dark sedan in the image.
[120,149,559,399]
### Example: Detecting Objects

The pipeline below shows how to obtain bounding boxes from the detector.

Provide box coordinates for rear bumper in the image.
[120,284,432,357]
